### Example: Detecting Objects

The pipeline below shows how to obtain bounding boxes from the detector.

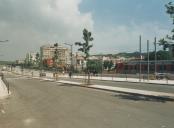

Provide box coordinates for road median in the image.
[57,80,174,100]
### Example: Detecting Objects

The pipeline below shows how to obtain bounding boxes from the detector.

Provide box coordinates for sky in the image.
[0,0,172,60]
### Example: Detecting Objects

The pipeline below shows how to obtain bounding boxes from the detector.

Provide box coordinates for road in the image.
[0,74,174,128]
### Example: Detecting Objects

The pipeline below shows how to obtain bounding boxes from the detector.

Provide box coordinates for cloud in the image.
[92,22,169,54]
[0,0,170,60]
[0,0,93,60]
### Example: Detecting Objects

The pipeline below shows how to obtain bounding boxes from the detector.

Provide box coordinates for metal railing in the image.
[12,67,173,85]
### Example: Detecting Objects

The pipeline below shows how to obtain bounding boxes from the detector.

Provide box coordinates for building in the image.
[43,58,53,67]
[89,56,100,60]
[72,52,85,71]
[40,44,70,67]
[16,59,25,65]
[25,52,37,65]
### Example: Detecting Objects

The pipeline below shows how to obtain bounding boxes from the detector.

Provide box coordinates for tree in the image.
[144,51,172,60]
[103,61,109,69]
[53,43,59,68]
[103,60,114,72]
[35,52,40,67]
[108,61,114,71]
[159,2,174,58]
[75,29,94,61]
[75,28,94,84]
[87,60,102,74]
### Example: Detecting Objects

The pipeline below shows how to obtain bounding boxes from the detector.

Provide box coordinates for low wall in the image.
[0,77,10,99]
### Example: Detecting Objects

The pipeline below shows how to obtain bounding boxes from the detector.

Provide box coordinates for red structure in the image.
[116,60,174,74]
[43,58,53,67]
[116,62,124,73]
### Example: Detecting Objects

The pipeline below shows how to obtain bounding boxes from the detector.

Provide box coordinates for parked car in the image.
[155,73,167,80]
[40,72,46,77]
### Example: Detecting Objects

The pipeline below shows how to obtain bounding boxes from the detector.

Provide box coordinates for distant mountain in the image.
[93,52,145,58]
[115,52,141,58]
[0,61,14,65]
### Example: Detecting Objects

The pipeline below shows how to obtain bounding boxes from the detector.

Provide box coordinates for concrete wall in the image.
[0,77,9,99]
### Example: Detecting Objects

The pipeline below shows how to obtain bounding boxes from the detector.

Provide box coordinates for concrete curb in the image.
[56,80,174,100]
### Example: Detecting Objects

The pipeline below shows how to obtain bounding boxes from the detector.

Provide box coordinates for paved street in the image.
[0,74,174,128]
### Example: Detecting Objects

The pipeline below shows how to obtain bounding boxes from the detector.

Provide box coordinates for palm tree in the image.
[159,38,170,50]
[159,2,174,58]
[75,29,93,61]
[75,28,94,84]
[165,2,174,22]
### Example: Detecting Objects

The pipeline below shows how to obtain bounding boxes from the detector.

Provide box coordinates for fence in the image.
[11,67,174,84]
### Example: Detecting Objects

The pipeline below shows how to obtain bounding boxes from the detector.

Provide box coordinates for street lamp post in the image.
[154,37,161,78]
[139,35,142,82]
[100,54,103,78]
[75,52,78,71]
[154,37,157,75]
[75,42,84,71]
[147,40,150,81]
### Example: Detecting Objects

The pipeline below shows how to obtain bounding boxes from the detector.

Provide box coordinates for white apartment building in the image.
[25,52,37,64]
[72,52,85,71]
[40,44,70,65]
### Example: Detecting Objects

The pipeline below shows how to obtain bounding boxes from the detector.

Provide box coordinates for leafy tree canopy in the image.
[144,50,172,60]
[87,60,102,73]
[75,28,94,61]
[159,2,174,57]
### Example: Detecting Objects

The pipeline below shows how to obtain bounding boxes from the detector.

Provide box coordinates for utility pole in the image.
[40,47,43,76]
[147,40,150,81]
[139,35,142,82]
[76,52,78,71]
[70,45,73,74]
[101,54,103,77]
[154,37,157,75]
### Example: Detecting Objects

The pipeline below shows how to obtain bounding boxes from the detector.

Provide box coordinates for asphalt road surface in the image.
[0,74,174,128]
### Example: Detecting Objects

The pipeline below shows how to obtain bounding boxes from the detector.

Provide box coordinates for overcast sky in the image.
[0,0,172,60]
